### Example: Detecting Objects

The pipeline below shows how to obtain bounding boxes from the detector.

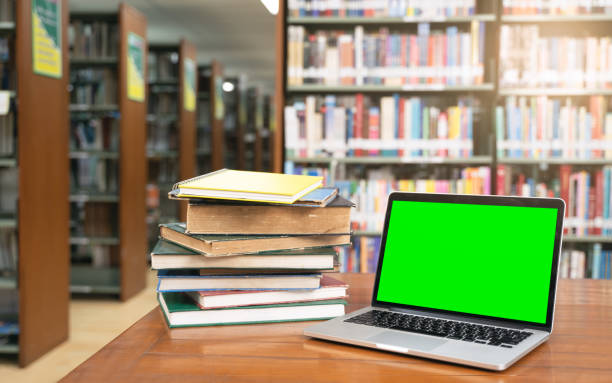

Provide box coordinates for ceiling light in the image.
[260,0,278,15]
[222,81,235,92]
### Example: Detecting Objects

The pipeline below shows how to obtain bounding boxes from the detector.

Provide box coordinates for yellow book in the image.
[170,169,323,204]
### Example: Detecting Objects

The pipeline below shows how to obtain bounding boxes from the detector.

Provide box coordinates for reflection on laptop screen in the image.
[376,200,559,324]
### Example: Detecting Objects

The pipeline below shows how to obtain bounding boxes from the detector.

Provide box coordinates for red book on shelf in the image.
[354,93,364,157]
[594,170,604,235]
[588,186,596,235]
[560,165,572,235]
[496,165,506,195]
[517,173,525,197]
[409,35,418,84]
[398,97,405,157]
[368,107,380,156]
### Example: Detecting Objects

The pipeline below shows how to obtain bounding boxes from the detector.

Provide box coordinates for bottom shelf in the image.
[0,343,19,354]
[70,266,120,294]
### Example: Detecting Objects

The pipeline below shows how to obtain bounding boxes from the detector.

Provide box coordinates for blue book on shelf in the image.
[514,104,522,158]
[446,26,457,86]
[412,98,422,157]
[392,93,400,157]
[495,106,504,158]
[346,107,354,157]
[592,243,602,279]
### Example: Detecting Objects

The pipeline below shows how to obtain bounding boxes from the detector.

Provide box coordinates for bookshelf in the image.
[68,4,147,300]
[146,43,180,246]
[276,0,612,278]
[0,0,70,367]
[196,60,224,173]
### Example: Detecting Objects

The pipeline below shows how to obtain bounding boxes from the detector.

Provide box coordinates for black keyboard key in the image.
[501,344,513,348]
[474,340,487,344]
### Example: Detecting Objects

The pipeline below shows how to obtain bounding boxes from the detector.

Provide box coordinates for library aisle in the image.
[0,271,157,382]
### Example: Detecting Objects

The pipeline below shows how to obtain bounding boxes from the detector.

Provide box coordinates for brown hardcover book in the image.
[159,223,351,257]
[186,195,352,235]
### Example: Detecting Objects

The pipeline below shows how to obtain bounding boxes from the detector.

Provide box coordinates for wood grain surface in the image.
[60,274,612,382]
[118,4,147,301]
[16,0,70,367]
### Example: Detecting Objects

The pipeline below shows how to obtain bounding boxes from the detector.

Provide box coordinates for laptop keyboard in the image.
[345,310,533,348]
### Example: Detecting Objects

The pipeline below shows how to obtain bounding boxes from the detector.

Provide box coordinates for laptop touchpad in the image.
[367,331,447,351]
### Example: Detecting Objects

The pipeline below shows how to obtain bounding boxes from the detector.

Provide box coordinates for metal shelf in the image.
[498,157,612,166]
[0,216,17,229]
[498,88,612,96]
[288,83,495,94]
[501,14,612,23]
[69,193,119,203]
[0,157,16,167]
[70,56,118,66]
[0,21,15,32]
[0,343,19,354]
[70,266,120,294]
[287,156,493,165]
[69,104,119,112]
[563,235,612,243]
[69,237,120,246]
[0,276,17,289]
[69,150,119,160]
[288,14,496,25]
[147,150,179,159]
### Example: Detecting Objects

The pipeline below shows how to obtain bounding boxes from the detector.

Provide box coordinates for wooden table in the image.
[62,274,612,382]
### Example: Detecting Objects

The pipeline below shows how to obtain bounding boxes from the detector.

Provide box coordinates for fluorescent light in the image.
[222,81,235,92]
[259,0,278,15]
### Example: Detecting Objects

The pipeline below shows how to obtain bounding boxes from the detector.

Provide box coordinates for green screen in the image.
[376,200,558,324]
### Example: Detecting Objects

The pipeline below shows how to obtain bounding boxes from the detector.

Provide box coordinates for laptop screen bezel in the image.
[370,192,565,332]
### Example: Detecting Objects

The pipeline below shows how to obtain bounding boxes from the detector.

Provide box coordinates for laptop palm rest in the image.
[367,331,448,351]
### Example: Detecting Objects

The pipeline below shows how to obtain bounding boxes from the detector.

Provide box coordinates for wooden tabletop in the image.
[61,274,612,382]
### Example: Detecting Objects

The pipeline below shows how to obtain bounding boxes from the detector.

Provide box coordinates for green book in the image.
[151,239,338,272]
[158,292,347,328]
[159,223,351,257]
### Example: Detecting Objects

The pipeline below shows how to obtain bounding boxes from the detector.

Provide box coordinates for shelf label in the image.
[127,32,145,102]
[32,0,62,78]
[184,58,196,112]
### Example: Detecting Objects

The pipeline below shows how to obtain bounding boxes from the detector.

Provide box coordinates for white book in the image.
[355,26,364,85]
[157,273,322,292]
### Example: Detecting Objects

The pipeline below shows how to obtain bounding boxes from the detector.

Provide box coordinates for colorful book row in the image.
[285,95,475,159]
[500,25,612,88]
[496,96,612,159]
[560,245,611,280]
[288,0,476,18]
[496,165,612,236]
[338,236,381,273]
[287,23,485,86]
[0,113,14,157]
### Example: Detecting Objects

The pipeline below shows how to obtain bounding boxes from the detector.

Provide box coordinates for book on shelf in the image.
[150,239,338,271]
[0,0,14,22]
[500,25,612,89]
[159,222,351,257]
[70,202,118,238]
[70,68,117,106]
[185,193,352,235]
[148,50,178,82]
[158,292,346,328]
[496,96,612,159]
[285,94,476,159]
[69,20,119,58]
[338,236,382,273]
[171,168,323,204]
[0,112,13,157]
[157,270,322,292]
[287,22,485,86]
[0,167,17,214]
[496,165,612,237]
[559,245,612,280]
[70,117,119,152]
[0,37,14,91]
[288,0,476,18]
[186,274,348,309]
[502,0,612,15]
[0,228,17,275]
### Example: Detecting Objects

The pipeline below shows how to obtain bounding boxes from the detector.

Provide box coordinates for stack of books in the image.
[152,169,353,328]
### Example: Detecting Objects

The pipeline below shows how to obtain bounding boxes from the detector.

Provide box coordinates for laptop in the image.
[304,192,565,371]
